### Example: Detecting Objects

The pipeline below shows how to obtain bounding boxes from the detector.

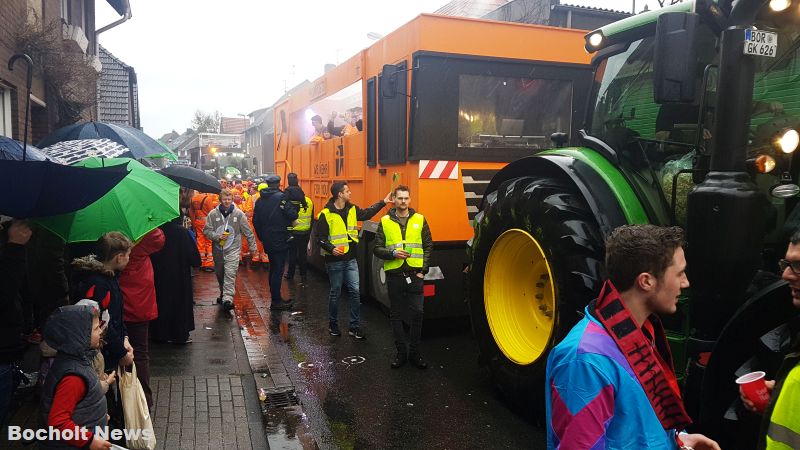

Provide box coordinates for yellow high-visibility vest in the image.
[766,364,800,449]
[381,213,424,270]
[318,206,358,255]
[288,197,313,232]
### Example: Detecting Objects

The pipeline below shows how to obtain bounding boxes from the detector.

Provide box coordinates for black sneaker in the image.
[409,353,428,369]
[348,328,365,340]
[269,300,294,311]
[328,325,342,336]
[223,300,234,311]
[391,352,407,369]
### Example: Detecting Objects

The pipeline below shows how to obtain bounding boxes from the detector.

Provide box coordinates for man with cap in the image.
[254,175,298,310]
[316,181,392,339]
[284,173,313,285]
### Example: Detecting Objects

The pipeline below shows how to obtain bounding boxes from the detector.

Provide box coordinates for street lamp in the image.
[366,32,384,41]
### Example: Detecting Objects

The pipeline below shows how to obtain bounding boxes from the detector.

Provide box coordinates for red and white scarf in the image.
[593,280,693,433]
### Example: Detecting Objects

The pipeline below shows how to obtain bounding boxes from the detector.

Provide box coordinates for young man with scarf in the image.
[204,188,256,311]
[545,225,720,450]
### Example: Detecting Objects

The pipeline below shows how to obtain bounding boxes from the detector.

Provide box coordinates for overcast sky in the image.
[94,0,658,138]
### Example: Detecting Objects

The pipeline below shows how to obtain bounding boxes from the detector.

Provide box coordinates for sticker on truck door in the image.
[744,29,777,58]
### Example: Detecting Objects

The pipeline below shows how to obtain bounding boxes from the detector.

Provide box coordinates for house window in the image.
[0,88,12,138]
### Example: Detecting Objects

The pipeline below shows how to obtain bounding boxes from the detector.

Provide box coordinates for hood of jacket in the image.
[323,199,353,213]
[260,186,283,199]
[71,254,114,277]
[44,305,95,362]
[387,207,417,220]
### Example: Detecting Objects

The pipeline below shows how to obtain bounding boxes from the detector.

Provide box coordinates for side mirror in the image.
[381,64,399,98]
[654,12,699,104]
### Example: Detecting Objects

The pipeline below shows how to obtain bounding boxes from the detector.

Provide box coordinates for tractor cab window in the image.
[589,31,717,226]
[457,74,573,150]
[590,38,659,143]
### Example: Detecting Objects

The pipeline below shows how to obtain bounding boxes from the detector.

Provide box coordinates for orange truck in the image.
[274,14,592,319]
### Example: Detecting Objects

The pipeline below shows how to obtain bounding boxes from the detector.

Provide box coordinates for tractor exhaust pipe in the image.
[684,0,770,423]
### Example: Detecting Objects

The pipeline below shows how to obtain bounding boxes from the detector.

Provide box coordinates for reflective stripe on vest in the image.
[767,364,800,449]
[319,206,358,255]
[289,197,314,232]
[381,213,424,270]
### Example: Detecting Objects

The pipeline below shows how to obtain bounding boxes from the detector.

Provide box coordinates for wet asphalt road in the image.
[236,265,547,450]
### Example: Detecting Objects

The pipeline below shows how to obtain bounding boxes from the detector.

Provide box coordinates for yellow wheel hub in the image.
[484,229,556,365]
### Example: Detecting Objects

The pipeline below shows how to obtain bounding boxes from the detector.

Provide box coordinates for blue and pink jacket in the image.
[545,306,678,449]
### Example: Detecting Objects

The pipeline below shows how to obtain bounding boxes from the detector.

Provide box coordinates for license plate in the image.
[744,29,778,58]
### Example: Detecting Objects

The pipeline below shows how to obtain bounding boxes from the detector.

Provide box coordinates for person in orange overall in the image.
[242,183,269,268]
[190,191,219,271]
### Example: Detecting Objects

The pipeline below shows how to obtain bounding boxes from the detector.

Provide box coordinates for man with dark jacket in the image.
[740,230,800,449]
[25,224,69,344]
[316,181,391,338]
[374,186,433,369]
[284,173,313,285]
[253,175,298,310]
[0,219,32,426]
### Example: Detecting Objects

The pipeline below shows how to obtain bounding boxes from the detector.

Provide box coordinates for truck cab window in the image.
[458,75,572,150]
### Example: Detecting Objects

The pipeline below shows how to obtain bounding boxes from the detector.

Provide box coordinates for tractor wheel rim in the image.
[484,228,556,365]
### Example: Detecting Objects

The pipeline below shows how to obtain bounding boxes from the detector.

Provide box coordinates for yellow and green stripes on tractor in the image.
[540,147,649,224]
[485,229,556,365]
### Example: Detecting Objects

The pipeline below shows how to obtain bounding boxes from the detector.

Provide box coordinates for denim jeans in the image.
[388,274,425,354]
[266,249,289,302]
[0,363,18,427]
[286,233,310,279]
[326,259,361,330]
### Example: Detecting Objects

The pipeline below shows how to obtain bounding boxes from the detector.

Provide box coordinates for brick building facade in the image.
[0,0,118,144]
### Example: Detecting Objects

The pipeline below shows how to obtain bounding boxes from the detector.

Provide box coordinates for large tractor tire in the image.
[468,175,605,414]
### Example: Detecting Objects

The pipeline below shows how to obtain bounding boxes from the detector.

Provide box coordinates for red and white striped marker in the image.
[418,160,459,179]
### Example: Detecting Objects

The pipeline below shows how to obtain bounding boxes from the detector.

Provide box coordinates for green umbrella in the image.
[143,141,178,162]
[34,157,180,242]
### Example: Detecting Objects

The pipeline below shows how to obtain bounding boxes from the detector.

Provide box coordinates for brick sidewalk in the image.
[150,375,257,450]
[148,271,269,450]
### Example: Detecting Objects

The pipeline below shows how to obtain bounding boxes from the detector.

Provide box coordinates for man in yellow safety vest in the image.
[741,229,800,449]
[373,185,433,369]
[315,181,391,339]
[284,173,313,285]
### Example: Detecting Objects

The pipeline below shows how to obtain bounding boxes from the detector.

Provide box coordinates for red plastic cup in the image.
[736,371,770,412]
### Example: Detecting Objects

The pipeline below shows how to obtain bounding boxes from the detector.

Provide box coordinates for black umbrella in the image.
[0,160,129,218]
[37,122,164,159]
[0,136,57,162]
[157,164,221,193]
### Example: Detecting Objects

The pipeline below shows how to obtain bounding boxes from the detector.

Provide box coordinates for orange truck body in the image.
[274,14,592,318]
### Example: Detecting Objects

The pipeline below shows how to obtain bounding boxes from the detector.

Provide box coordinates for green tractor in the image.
[468,0,800,447]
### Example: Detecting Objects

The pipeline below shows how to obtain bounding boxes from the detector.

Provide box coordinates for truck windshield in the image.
[458,74,573,150]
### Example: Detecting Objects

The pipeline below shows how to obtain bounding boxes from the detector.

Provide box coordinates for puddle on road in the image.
[264,404,317,450]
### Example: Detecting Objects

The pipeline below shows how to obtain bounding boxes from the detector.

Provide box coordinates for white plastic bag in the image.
[118,363,157,450]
